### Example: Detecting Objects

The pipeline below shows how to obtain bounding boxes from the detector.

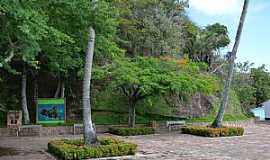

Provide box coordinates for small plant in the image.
[48,137,137,160]
[109,127,155,136]
[182,126,244,137]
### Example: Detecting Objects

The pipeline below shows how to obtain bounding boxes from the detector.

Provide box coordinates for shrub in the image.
[109,127,155,136]
[48,137,137,160]
[182,126,244,137]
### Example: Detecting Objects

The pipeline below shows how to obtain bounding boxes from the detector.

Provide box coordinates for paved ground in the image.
[0,124,270,160]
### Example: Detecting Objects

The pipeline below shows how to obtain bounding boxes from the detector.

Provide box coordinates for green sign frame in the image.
[36,98,66,124]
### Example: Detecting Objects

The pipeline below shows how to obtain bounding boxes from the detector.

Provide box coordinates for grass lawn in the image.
[186,114,251,123]
[41,113,252,127]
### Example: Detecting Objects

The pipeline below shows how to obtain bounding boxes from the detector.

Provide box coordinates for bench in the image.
[73,123,95,135]
[166,121,185,131]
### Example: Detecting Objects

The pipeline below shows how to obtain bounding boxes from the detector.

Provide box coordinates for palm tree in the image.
[82,27,97,145]
[212,0,249,128]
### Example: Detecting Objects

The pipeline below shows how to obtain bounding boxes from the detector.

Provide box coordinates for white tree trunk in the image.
[54,75,61,98]
[212,0,249,128]
[82,27,96,145]
[21,65,30,124]
[61,82,65,98]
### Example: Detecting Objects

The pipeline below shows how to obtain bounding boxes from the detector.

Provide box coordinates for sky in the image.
[188,0,270,69]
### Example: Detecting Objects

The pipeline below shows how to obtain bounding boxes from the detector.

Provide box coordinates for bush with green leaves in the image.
[48,137,137,160]
[109,127,155,136]
[182,126,244,137]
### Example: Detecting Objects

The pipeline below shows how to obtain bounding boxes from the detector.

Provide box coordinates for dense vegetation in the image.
[48,137,137,159]
[182,126,244,137]
[0,0,265,129]
[109,127,155,136]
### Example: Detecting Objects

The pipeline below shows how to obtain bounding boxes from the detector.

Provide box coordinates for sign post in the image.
[7,110,22,128]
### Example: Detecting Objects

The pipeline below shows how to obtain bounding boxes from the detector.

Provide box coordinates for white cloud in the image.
[189,0,243,16]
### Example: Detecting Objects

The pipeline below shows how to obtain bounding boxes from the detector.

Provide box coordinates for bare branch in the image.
[210,63,225,74]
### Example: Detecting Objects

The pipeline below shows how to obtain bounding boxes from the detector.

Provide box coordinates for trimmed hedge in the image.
[182,126,244,137]
[48,137,137,160]
[109,127,155,136]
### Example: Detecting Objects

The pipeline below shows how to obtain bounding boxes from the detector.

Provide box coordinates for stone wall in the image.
[174,95,216,118]
[0,125,116,137]
[0,128,17,136]
[41,126,74,136]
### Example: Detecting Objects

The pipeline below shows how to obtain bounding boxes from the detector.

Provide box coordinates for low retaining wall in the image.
[0,128,17,136]
[0,124,138,137]
[41,126,74,136]
[41,125,109,136]
[0,125,109,137]
[0,119,256,137]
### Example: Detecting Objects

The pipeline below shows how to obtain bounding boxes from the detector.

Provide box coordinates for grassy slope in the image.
[187,114,250,123]
[186,89,251,123]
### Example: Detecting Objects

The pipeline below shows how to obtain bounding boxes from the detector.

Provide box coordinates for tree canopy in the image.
[0,0,262,130]
[103,56,218,127]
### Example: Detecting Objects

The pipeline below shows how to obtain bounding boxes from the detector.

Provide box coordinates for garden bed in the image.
[109,127,155,136]
[48,137,137,160]
[182,126,244,137]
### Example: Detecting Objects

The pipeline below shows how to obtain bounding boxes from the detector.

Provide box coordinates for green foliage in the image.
[113,0,188,56]
[182,126,244,137]
[0,0,123,120]
[109,127,155,136]
[251,65,270,105]
[92,111,182,125]
[211,89,243,115]
[94,56,218,127]
[108,57,218,102]
[205,23,230,48]
[184,22,230,66]
[232,63,270,112]
[48,137,137,160]
[232,62,270,112]
[0,73,19,116]
[233,62,256,112]
[0,0,72,69]
[0,0,122,77]
[187,114,250,123]
[0,0,250,127]
[41,0,122,78]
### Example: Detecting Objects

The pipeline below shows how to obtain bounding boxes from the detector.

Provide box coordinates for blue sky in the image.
[188,0,270,69]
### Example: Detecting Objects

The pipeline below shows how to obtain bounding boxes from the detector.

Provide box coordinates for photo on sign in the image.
[37,99,65,124]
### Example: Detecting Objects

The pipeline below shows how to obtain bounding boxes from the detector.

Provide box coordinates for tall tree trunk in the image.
[128,100,136,128]
[61,82,65,98]
[212,0,249,128]
[82,27,96,145]
[21,64,30,124]
[54,75,61,98]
